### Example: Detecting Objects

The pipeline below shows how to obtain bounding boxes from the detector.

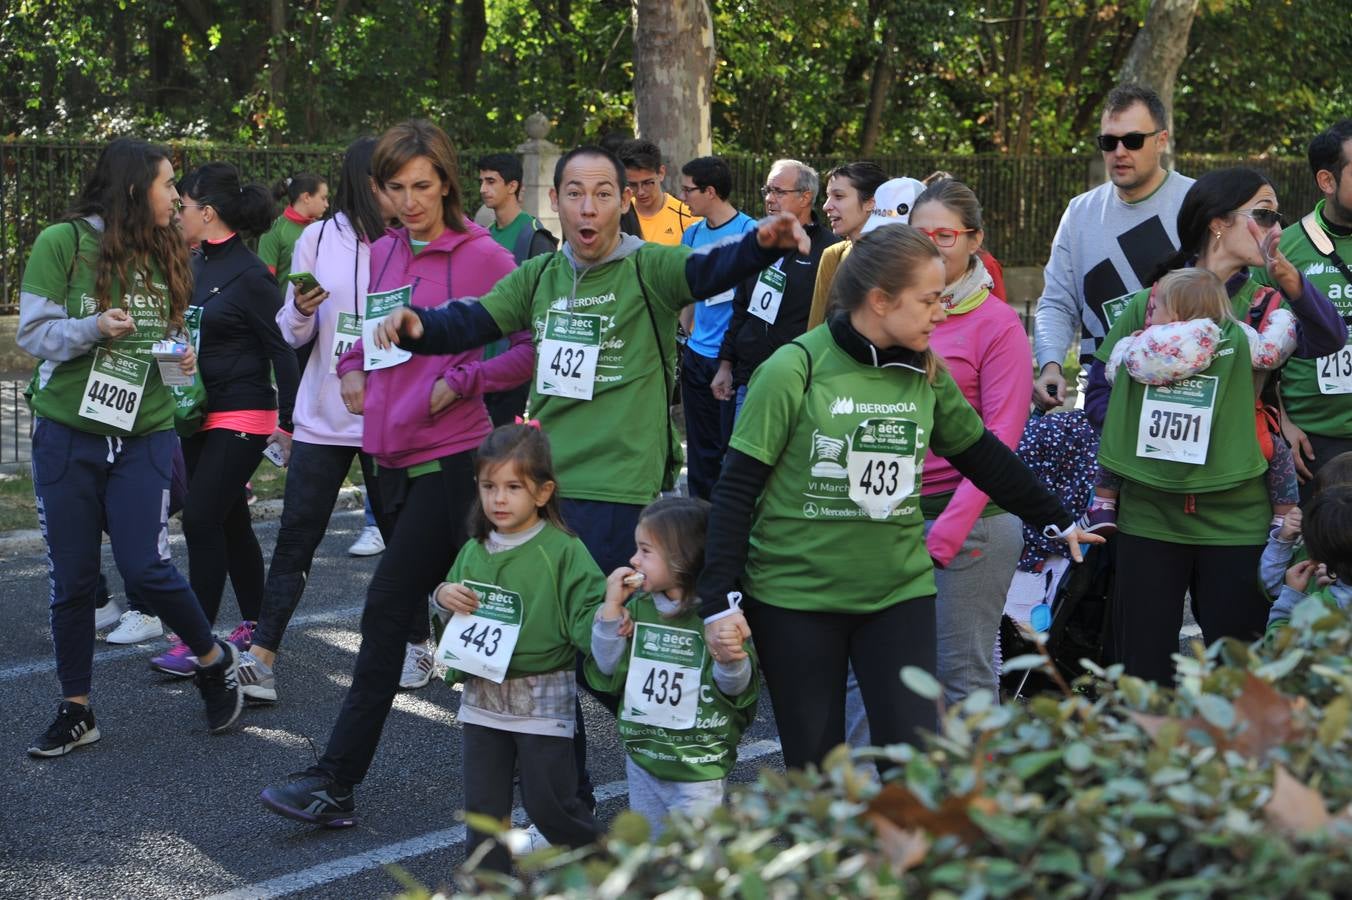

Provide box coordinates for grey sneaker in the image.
[237,650,278,703]
[399,643,434,690]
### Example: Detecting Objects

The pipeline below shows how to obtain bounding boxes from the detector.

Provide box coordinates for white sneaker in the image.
[505,824,552,856]
[399,642,434,689]
[95,598,124,631]
[347,525,385,557]
[106,610,164,644]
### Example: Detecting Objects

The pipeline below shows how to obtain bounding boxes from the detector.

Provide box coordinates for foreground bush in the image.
[419,596,1352,898]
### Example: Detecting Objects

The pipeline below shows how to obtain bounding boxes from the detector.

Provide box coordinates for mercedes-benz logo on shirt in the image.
[802,502,819,518]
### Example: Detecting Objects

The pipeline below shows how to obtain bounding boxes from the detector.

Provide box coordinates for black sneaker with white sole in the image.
[28,700,101,758]
[194,640,243,734]
[260,770,357,828]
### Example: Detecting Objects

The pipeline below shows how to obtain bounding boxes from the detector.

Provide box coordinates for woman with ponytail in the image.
[149,162,300,677]
[694,225,1097,770]
[1086,167,1345,683]
[259,172,329,283]
[18,139,244,754]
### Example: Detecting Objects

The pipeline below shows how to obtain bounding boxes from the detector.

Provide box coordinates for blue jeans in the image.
[32,419,214,697]
[734,384,749,422]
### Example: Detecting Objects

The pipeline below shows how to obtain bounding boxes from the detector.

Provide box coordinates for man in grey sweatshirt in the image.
[1032,84,1195,412]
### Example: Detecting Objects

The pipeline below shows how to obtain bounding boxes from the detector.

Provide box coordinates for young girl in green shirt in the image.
[587,498,758,838]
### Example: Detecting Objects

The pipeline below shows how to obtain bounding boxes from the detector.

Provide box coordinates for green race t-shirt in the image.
[257,213,307,284]
[441,523,605,681]
[478,245,693,505]
[1096,281,1269,545]
[22,220,177,436]
[584,596,759,783]
[488,211,532,256]
[1254,202,1352,438]
[729,324,985,613]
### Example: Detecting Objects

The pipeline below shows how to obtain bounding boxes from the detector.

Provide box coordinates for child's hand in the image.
[1285,559,1317,592]
[616,608,635,639]
[715,621,746,659]
[603,566,643,610]
[434,582,480,615]
[1315,562,1336,589]
[1278,507,1303,542]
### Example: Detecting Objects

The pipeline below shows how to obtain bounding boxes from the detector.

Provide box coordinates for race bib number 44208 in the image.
[79,347,150,431]
[1135,374,1217,465]
[623,622,705,730]
[434,581,523,683]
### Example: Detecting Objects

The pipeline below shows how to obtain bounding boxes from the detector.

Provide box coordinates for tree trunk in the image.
[631,0,715,188]
[434,4,455,94]
[858,17,898,157]
[1118,0,1200,137]
[458,0,488,92]
[269,0,287,103]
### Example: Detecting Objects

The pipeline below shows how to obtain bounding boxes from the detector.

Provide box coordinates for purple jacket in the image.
[337,222,531,468]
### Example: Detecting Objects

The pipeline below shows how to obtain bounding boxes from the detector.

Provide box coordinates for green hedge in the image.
[418,595,1352,898]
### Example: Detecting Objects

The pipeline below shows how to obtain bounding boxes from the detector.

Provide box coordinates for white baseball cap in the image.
[860,177,927,234]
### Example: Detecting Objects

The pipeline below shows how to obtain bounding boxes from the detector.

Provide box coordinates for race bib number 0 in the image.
[536,310,601,401]
[434,581,522,683]
[1136,374,1217,465]
[1317,340,1352,395]
[623,622,704,730]
[331,312,362,375]
[362,285,414,371]
[749,266,787,325]
[846,418,919,520]
[79,347,150,431]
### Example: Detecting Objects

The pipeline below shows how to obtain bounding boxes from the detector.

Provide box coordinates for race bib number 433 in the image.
[79,347,150,431]
[623,622,705,730]
[847,418,919,520]
[434,581,523,683]
[1136,375,1217,465]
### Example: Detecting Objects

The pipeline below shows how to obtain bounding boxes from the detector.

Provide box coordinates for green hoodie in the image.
[479,235,692,505]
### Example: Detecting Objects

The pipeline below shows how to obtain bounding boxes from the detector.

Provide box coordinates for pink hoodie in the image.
[923,293,1033,566]
[337,222,531,469]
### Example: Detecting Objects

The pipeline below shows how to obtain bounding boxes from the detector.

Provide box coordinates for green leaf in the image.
[1064,741,1094,771]
[1196,694,1236,729]
[1009,749,1063,780]
[1002,654,1049,673]
[901,666,942,700]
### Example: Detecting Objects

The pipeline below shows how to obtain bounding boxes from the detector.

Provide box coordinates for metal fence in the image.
[0,139,1321,314]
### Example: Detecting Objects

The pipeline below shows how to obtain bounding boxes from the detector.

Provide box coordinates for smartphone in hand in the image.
[287,272,323,294]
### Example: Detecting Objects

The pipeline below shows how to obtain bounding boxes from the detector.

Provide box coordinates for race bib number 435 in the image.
[434,581,523,683]
[623,622,705,730]
[1136,375,1217,465]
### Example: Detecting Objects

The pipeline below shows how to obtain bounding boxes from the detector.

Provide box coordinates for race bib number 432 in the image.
[1135,374,1217,465]
[434,581,523,683]
[79,347,150,431]
[536,310,601,401]
[623,622,705,730]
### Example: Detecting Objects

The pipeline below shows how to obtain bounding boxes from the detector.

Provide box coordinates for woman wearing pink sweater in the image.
[911,179,1032,704]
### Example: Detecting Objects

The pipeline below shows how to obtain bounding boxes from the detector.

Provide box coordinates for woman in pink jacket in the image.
[260,120,531,826]
[910,179,1033,704]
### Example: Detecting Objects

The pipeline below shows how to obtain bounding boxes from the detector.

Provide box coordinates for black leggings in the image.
[181,428,268,625]
[318,451,475,787]
[1113,533,1267,684]
[745,595,938,770]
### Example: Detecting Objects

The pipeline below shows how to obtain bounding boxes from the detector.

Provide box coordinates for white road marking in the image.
[203,739,784,900]
[0,604,366,682]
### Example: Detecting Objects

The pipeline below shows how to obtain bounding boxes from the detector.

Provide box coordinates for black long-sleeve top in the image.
[191,234,299,431]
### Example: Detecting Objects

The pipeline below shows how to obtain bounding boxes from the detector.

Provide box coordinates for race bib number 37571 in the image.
[1135,374,1217,465]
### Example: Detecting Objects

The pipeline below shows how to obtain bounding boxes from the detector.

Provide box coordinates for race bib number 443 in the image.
[1136,375,1217,465]
[623,622,705,730]
[434,581,523,683]
[79,347,150,431]
[536,310,601,401]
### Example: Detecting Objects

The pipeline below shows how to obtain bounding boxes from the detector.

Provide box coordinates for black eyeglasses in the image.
[1095,130,1162,152]
[1234,207,1286,229]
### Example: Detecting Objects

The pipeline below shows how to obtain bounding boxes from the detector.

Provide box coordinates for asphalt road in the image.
[0,510,784,900]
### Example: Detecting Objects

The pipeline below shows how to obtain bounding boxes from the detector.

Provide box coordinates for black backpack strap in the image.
[633,250,676,483]
[788,339,813,394]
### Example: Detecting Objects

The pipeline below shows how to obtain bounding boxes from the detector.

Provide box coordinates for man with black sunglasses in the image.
[1033,83,1195,412]
[1261,120,1352,496]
